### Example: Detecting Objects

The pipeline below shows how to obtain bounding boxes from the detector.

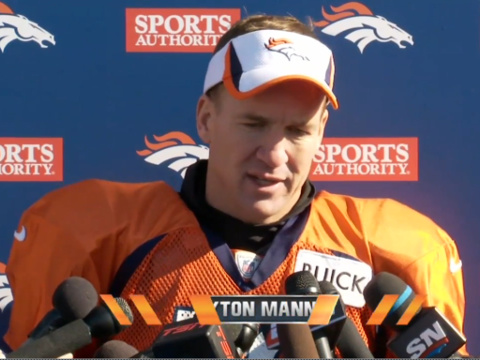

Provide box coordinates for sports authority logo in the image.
[0,138,63,181]
[137,131,209,178]
[126,8,241,53]
[0,2,55,53]
[310,138,418,181]
[313,2,413,53]
[264,37,309,61]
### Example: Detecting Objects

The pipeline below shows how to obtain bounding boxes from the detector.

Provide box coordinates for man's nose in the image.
[256,137,289,168]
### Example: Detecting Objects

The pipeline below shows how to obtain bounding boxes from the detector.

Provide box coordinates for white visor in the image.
[203,29,338,109]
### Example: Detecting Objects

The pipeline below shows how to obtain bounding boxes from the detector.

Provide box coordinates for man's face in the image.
[196,80,329,224]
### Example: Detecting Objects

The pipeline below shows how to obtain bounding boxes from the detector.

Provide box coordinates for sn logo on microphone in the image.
[406,321,448,358]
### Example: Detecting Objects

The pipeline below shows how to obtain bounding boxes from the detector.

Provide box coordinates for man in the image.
[4,14,468,357]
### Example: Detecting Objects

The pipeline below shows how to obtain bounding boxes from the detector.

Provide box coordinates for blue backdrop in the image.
[0,0,478,355]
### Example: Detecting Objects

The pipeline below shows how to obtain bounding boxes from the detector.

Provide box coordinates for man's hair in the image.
[214,14,319,54]
[207,15,326,108]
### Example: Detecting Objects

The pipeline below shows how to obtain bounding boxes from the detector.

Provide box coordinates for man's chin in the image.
[240,200,291,225]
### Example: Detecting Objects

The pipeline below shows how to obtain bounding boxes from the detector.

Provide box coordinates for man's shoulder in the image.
[39,178,173,199]
[311,190,453,251]
[311,190,416,217]
[33,178,175,206]
[24,179,187,229]
[13,178,196,264]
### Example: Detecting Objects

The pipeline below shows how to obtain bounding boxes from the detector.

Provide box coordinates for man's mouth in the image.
[252,177,277,186]
[247,173,284,186]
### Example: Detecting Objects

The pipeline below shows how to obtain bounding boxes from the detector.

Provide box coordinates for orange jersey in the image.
[4,179,467,356]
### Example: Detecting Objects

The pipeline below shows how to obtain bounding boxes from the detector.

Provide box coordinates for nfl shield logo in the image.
[242,260,255,277]
[234,250,262,280]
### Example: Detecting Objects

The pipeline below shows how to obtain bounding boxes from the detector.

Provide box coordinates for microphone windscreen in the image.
[363,272,417,329]
[53,277,98,321]
[278,271,321,358]
[285,270,320,295]
[317,280,338,295]
[114,297,134,325]
[94,340,139,358]
[277,324,320,358]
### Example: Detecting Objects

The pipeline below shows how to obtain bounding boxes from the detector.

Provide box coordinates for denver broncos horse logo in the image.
[314,2,413,53]
[0,2,55,53]
[0,263,12,313]
[137,131,209,178]
[264,37,310,61]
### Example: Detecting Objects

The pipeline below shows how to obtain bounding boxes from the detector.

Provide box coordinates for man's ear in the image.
[318,108,329,141]
[321,108,329,128]
[196,94,215,144]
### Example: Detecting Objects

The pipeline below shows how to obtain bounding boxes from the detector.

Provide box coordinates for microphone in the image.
[6,297,133,358]
[52,276,99,321]
[233,323,260,358]
[26,310,64,342]
[151,317,243,358]
[135,320,258,358]
[311,280,347,356]
[277,270,324,358]
[317,280,374,358]
[27,277,98,341]
[94,340,146,358]
[364,272,467,358]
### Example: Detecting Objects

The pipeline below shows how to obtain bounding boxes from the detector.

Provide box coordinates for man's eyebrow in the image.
[239,113,271,123]
[238,113,315,126]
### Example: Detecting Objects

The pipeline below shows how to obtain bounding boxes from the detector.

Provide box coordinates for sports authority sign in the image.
[311,138,418,181]
[0,138,63,181]
[126,8,241,53]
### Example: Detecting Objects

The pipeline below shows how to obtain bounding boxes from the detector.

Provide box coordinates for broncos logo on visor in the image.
[0,2,55,53]
[313,2,413,53]
[137,131,209,178]
[264,37,310,61]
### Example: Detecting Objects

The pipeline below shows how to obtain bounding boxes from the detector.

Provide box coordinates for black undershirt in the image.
[179,160,315,255]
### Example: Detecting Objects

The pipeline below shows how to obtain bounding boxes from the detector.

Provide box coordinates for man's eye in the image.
[288,127,309,136]
[243,122,264,128]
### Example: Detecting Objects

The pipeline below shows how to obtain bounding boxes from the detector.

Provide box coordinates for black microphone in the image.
[139,320,258,358]
[317,280,374,358]
[6,297,133,358]
[364,272,467,358]
[52,276,99,320]
[277,270,324,358]
[27,277,98,341]
[311,280,347,356]
[231,323,260,358]
[26,309,63,341]
[151,317,242,358]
